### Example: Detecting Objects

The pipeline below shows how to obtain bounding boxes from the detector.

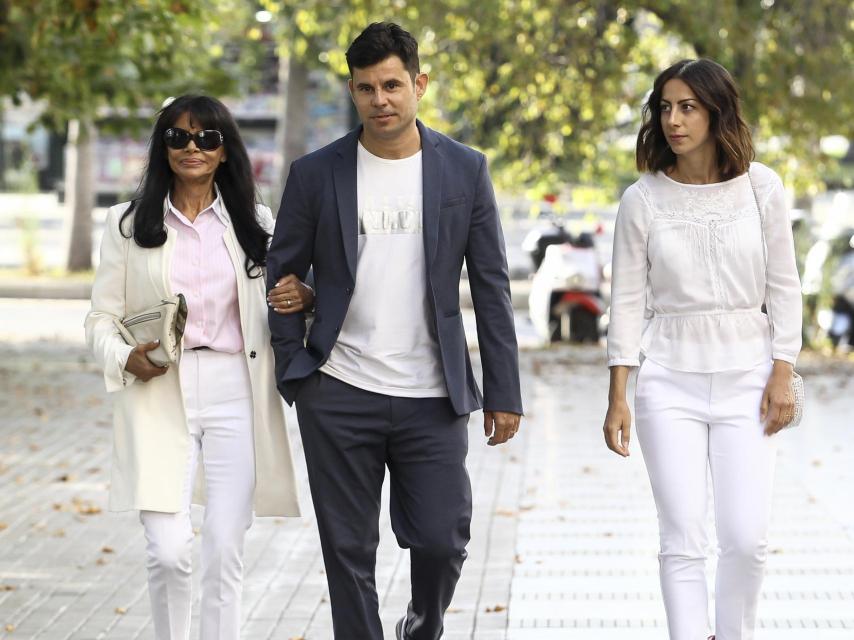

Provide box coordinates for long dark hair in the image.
[636,59,754,181]
[120,95,267,277]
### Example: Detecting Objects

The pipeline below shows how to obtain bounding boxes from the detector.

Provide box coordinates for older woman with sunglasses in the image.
[85,95,311,639]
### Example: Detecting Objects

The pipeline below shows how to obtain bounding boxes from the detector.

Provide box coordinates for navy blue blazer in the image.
[267,120,523,417]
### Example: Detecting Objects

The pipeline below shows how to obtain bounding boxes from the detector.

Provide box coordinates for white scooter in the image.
[528,232,605,343]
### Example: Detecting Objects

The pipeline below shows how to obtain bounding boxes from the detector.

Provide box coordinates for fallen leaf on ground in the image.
[115,607,126,615]
[485,604,507,613]
[5,624,14,632]
[0,585,15,591]
[71,498,101,515]
[494,509,516,517]
[101,546,114,554]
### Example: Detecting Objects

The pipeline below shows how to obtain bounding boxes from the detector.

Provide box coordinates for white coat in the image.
[85,200,300,517]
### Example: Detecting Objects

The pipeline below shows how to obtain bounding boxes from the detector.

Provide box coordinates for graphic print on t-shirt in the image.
[358,197,423,236]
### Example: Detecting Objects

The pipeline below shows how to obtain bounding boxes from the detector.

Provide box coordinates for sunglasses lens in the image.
[164,128,191,149]
[196,130,223,151]
[163,128,223,151]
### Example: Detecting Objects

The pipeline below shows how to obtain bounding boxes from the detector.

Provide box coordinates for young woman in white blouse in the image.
[86,95,312,639]
[603,60,802,640]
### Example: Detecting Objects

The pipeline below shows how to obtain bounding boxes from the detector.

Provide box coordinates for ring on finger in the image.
[286,299,292,307]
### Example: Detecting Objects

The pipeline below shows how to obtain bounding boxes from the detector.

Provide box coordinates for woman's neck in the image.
[669,152,720,185]
[171,179,216,222]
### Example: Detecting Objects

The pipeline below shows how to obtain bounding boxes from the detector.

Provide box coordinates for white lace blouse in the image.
[607,162,802,372]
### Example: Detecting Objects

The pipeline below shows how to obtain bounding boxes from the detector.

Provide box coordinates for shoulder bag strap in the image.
[747,167,774,341]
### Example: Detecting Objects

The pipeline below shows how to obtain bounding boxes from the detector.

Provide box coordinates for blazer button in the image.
[345,287,352,295]
[249,351,257,359]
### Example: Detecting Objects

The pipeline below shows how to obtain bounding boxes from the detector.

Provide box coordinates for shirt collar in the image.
[164,184,228,226]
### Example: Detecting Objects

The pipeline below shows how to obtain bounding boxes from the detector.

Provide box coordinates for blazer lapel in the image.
[333,129,361,282]
[156,198,176,297]
[419,121,442,269]
[221,214,251,342]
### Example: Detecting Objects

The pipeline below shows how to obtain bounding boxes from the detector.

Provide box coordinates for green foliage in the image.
[637,0,854,195]
[262,0,853,200]
[3,0,259,133]
[3,0,852,198]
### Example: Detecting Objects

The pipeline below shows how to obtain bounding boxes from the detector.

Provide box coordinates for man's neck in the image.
[360,124,422,159]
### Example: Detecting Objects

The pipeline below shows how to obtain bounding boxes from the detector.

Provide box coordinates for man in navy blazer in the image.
[267,22,523,640]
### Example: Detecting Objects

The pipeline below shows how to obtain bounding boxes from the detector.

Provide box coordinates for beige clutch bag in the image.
[114,294,188,366]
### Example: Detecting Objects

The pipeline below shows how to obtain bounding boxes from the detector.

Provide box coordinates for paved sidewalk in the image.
[0,324,853,638]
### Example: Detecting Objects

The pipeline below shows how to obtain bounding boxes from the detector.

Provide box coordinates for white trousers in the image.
[634,358,776,640]
[140,349,256,640]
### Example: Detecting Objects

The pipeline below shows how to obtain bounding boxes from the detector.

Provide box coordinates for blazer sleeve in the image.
[267,162,316,391]
[761,175,803,364]
[607,184,651,368]
[464,153,523,415]
[84,206,136,392]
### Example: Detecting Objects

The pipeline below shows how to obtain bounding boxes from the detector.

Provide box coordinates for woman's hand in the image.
[124,340,169,382]
[761,360,795,435]
[268,274,314,314]
[604,365,632,457]
[603,399,632,457]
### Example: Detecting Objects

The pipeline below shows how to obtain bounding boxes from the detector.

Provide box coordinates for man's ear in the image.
[414,72,429,100]
[348,78,356,102]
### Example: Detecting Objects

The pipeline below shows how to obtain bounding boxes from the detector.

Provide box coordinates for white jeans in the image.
[139,349,256,640]
[634,358,776,640]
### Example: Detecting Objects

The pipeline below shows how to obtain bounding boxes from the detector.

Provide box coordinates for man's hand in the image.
[268,274,314,314]
[124,340,169,382]
[484,411,521,446]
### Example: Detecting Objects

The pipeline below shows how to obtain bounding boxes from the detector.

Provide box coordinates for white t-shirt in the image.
[320,142,446,397]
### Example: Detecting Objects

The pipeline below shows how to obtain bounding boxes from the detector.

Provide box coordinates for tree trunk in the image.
[271,55,309,214]
[65,117,95,272]
[0,103,6,190]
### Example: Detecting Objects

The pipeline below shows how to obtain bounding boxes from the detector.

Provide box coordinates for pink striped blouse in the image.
[165,191,244,353]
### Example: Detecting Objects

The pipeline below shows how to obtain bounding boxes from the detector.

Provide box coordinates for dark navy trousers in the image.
[295,372,472,640]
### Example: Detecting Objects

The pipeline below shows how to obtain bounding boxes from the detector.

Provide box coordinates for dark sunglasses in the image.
[163,127,224,151]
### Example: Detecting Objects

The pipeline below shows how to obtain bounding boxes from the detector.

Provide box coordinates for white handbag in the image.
[114,294,188,366]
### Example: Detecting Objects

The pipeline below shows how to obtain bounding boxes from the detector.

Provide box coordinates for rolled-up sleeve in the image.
[84,206,136,392]
[607,184,651,368]
[761,177,803,364]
